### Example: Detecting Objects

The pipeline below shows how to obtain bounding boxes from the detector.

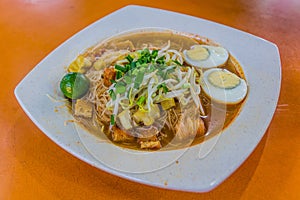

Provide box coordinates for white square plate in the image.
[14,5,281,192]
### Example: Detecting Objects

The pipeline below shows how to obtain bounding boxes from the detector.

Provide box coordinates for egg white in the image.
[183,45,229,69]
[200,68,248,104]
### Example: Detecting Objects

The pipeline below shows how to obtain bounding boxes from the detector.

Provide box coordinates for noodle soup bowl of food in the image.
[56,27,249,173]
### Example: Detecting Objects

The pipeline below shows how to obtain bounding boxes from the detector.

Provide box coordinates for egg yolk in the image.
[208,70,240,89]
[186,45,209,61]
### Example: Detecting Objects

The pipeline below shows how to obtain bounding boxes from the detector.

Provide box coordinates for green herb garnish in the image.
[158,82,169,93]
[124,75,132,84]
[141,48,150,57]
[110,79,117,84]
[109,89,116,100]
[151,49,158,59]
[116,71,123,79]
[110,114,115,125]
[148,65,156,73]
[157,70,164,78]
[115,64,127,72]
[163,66,176,79]
[156,56,165,65]
[182,83,190,89]
[134,70,145,89]
[137,48,152,64]
[137,96,146,107]
[126,55,134,63]
[172,60,182,66]
[130,61,136,70]
[115,81,127,94]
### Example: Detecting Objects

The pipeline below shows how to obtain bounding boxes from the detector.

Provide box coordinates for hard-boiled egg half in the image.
[183,45,229,69]
[200,68,248,104]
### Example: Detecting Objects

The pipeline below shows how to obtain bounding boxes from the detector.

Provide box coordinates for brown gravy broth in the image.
[74,31,247,150]
[94,31,200,51]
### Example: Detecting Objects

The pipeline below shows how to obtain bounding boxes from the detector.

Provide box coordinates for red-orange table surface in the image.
[1,0,299,199]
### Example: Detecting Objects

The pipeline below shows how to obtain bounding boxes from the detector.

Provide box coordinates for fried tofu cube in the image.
[111,126,135,142]
[160,98,176,110]
[140,140,161,149]
[137,132,162,150]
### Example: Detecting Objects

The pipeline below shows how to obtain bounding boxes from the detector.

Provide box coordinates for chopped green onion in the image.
[156,56,165,64]
[137,49,152,64]
[147,56,151,63]
[157,70,164,78]
[130,61,136,70]
[157,64,167,70]
[164,88,169,93]
[124,75,132,84]
[136,61,141,68]
[118,81,127,86]
[109,89,116,100]
[141,48,150,57]
[163,72,168,80]
[115,81,126,94]
[128,87,134,105]
[172,60,182,66]
[139,67,146,73]
[167,67,176,74]
[132,68,139,75]
[148,65,156,72]
[126,55,134,63]
[116,71,123,79]
[163,87,168,93]
[139,63,148,68]
[138,57,147,64]
[137,96,146,107]
[115,64,127,72]
[127,69,132,76]
[110,79,117,84]
[158,83,169,93]
[116,85,126,94]
[110,114,115,125]
[127,87,131,98]
[134,70,145,89]
[151,49,158,59]
[182,83,190,89]
[163,66,176,79]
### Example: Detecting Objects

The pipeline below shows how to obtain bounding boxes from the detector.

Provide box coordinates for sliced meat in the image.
[174,104,206,140]
[196,117,206,136]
